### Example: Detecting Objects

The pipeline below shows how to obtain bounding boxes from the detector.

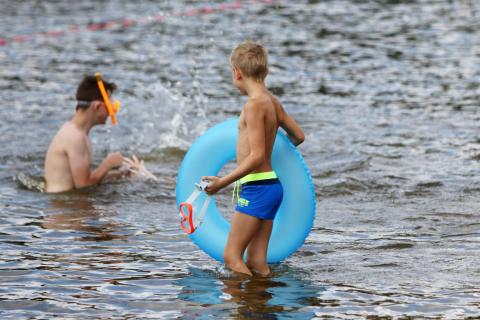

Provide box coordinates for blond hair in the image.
[230,41,268,81]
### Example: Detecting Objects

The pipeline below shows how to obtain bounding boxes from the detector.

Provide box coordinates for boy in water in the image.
[44,74,126,193]
[203,41,305,276]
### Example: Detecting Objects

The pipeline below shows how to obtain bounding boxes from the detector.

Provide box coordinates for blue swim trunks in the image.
[234,171,283,220]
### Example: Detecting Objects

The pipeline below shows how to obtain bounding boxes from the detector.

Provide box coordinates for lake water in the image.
[1,0,479,318]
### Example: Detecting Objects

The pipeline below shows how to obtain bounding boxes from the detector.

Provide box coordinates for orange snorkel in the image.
[95,72,120,125]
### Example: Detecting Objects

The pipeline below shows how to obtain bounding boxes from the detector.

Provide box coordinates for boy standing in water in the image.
[44,74,125,193]
[203,41,305,276]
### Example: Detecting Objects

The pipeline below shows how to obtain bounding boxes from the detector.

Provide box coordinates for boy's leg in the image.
[246,219,274,276]
[224,212,262,276]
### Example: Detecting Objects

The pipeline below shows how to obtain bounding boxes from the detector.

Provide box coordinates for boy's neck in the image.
[242,78,268,98]
[71,110,94,134]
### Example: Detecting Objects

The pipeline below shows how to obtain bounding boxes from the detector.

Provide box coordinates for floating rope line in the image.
[0,0,279,47]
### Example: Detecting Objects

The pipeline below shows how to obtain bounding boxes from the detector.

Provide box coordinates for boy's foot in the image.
[217,265,252,280]
[247,262,270,276]
[251,268,270,277]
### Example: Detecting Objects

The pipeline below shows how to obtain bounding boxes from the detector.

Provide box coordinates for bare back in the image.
[44,122,91,193]
[237,91,283,172]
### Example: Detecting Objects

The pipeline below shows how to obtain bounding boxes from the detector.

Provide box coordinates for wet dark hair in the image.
[75,75,117,111]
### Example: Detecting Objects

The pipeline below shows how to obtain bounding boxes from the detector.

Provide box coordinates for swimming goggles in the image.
[179,180,211,234]
[95,72,120,125]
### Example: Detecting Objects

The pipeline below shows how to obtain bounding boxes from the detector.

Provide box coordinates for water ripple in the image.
[1,0,480,318]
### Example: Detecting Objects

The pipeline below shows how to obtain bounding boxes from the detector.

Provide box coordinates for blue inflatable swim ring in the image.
[176,118,315,263]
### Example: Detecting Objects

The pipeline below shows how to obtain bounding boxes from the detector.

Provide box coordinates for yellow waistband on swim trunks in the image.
[240,171,277,184]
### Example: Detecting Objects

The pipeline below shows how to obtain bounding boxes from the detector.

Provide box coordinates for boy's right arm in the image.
[90,153,124,184]
[67,136,123,188]
[279,104,305,146]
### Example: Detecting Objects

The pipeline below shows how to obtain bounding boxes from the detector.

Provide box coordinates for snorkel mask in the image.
[95,72,120,125]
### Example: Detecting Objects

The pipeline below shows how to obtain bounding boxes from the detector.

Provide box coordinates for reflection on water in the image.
[42,195,129,242]
[177,266,320,319]
[40,193,132,274]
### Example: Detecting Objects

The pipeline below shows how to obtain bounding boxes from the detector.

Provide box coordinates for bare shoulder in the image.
[245,95,272,113]
[57,122,86,147]
[268,93,284,111]
[272,94,283,107]
[245,97,264,109]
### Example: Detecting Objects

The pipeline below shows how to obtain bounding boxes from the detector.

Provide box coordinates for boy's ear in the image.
[233,67,242,80]
[91,101,101,110]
